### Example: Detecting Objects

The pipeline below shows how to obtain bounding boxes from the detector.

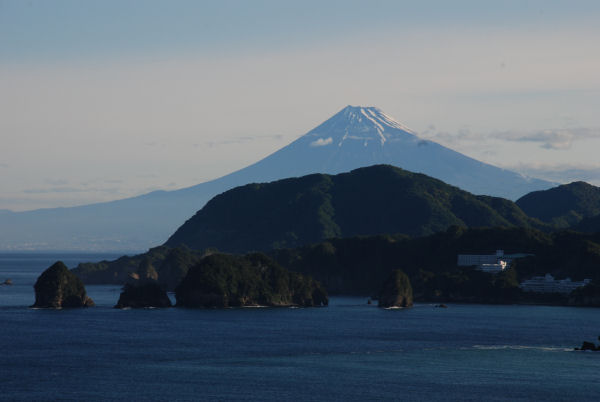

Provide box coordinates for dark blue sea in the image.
[1,253,599,401]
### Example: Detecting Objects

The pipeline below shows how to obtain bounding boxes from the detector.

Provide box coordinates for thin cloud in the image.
[494,128,600,150]
[0,163,9,168]
[310,137,333,147]
[420,126,600,151]
[23,187,121,194]
[419,127,484,144]
[500,162,600,185]
[44,178,69,186]
[204,134,284,148]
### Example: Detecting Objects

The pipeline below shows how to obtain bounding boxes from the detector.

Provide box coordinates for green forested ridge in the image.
[516,181,600,227]
[70,165,600,306]
[166,165,544,253]
[272,226,600,304]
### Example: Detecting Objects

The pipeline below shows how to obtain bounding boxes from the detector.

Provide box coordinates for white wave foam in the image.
[470,345,571,352]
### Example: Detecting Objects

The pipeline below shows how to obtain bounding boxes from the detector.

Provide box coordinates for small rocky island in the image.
[575,336,600,351]
[115,282,172,309]
[378,269,413,308]
[32,261,94,308]
[175,253,328,308]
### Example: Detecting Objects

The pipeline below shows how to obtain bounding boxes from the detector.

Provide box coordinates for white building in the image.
[457,250,509,273]
[520,274,591,294]
[478,261,508,274]
[457,250,506,266]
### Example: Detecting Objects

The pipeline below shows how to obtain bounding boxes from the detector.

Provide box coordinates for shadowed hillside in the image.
[516,181,600,227]
[165,165,544,253]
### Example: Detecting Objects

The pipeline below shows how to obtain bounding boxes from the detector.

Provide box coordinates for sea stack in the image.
[32,261,95,308]
[378,270,413,308]
[115,282,172,309]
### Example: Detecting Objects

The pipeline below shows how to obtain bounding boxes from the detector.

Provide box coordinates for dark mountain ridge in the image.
[165,164,543,253]
[516,181,600,227]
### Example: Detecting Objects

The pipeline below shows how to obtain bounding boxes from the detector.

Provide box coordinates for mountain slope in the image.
[165,165,540,253]
[516,181,600,227]
[572,214,600,233]
[233,106,553,201]
[0,106,554,251]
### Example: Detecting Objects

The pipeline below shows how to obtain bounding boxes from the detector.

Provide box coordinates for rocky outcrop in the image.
[114,282,172,309]
[157,247,203,291]
[575,337,600,351]
[378,270,413,308]
[175,253,328,308]
[136,258,159,281]
[125,258,159,284]
[32,261,94,308]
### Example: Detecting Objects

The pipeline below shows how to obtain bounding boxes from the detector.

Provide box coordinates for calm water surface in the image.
[1,253,599,401]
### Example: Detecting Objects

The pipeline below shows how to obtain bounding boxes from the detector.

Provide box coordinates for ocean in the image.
[1,253,599,401]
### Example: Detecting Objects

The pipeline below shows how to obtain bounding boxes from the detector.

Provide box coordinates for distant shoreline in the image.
[0,251,140,256]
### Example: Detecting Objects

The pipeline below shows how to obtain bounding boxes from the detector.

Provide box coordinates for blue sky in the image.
[1,0,600,210]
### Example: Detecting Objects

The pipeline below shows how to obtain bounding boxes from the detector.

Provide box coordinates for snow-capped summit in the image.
[0,105,556,251]
[218,105,554,201]
[304,105,416,148]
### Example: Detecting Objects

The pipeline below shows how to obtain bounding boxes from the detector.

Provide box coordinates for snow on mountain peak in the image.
[303,105,417,148]
[340,105,414,132]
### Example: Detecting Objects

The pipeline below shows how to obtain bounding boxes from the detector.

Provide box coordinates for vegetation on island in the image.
[165,165,546,253]
[69,226,600,307]
[67,166,600,308]
[72,246,206,291]
[33,261,94,308]
[175,253,328,308]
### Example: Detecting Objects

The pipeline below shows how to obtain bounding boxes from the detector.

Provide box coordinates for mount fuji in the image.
[222,105,553,196]
[0,106,554,251]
